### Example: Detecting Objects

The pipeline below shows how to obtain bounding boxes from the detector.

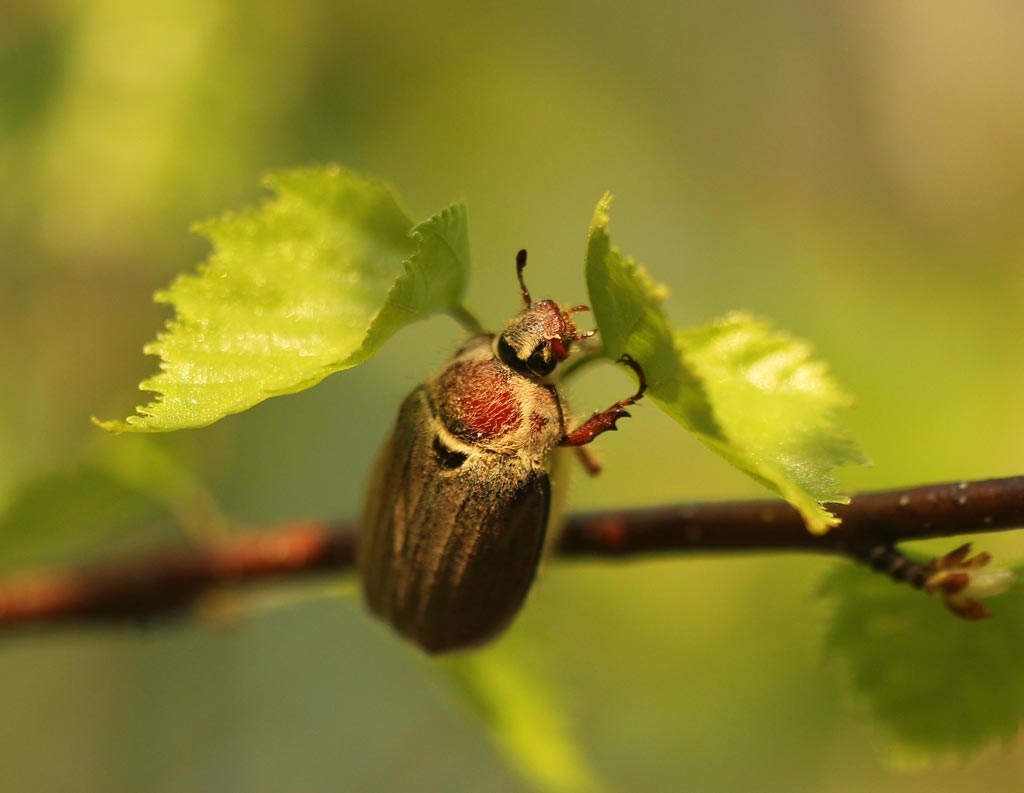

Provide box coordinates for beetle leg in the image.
[573,446,602,476]
[560,407,632,446]
[559,355,647,447]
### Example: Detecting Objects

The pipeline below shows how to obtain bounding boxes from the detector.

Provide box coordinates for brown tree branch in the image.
[557,476,1024,557]
[0,476,1021,632]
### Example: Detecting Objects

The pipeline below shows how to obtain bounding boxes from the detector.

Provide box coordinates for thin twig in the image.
[557,476,1024,557]
[0,476,1021,632]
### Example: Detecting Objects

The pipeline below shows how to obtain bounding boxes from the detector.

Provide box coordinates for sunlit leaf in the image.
[443,648,605,793]
[98,165,470,432]
[676,314,867,532]
[585,195,865,532]
[822,560,1024,758]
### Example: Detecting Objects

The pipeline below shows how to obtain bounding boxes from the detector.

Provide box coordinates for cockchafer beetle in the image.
[359,250,646,653]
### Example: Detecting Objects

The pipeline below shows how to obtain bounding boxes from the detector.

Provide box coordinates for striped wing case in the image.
[359,386,551,654]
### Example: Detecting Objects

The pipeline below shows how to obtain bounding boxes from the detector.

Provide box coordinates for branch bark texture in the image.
[0,476,1021,632]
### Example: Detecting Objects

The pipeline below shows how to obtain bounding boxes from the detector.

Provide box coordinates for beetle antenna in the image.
[515,249,532,306]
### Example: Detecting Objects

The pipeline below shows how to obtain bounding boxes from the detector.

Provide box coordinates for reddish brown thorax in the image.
[431,337,564,459]
[437,358,522,440]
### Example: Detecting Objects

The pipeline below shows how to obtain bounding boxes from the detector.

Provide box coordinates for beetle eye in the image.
[527,344,556,376]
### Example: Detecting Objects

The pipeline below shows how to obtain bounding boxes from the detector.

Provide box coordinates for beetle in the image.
[358,249,646,654]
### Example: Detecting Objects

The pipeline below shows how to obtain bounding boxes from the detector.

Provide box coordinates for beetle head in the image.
[495,249,595,379]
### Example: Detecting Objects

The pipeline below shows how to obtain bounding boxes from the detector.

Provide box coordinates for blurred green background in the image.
[2,1,1023,791]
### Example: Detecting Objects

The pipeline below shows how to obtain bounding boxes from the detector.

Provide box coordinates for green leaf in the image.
[822,561,1024,759]
[0,466,162,570]
[98,165,470,432]
[443,647,605,793]
[584,195,719,436]
[585,195,865,532]
[676,314,867,532]
[0,439,199,570]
